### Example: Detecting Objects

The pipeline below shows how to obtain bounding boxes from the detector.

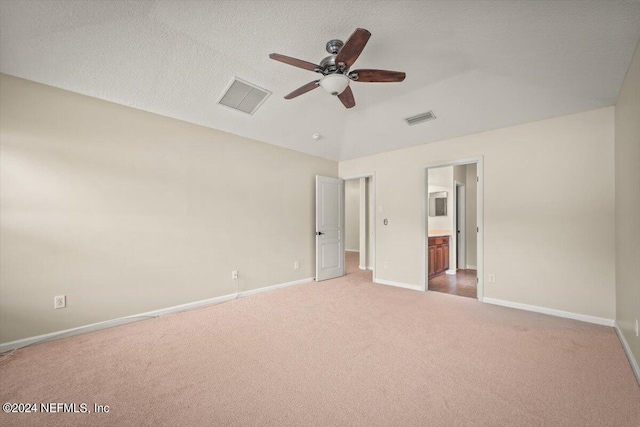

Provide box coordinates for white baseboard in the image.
[445,269,456,275]
[345,249,359,253]
[483,297,614,327]
[359,265,367,270]
[0,277,314,353]
[614,321,640,386]
[0,293,233,353]
[238,277,313,298]
[375,278,422,292]
[466,264,477,270]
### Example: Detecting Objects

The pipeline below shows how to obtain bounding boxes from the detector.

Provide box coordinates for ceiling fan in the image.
[269,28,406,109]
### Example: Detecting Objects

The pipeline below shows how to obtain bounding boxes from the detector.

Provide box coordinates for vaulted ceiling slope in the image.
[1,1,639,161]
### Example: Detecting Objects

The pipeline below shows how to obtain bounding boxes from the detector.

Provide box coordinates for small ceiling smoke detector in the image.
[405,111,436,126]
[218,77,271,115]
[312,133,322,140]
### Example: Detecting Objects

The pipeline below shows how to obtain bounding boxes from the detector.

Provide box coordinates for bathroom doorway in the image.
[424,158,483,300]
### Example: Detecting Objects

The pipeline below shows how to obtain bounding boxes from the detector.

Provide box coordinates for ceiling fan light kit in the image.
[319,74,350,96]
[269,28,406,109]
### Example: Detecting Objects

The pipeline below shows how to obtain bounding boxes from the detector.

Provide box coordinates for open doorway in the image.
[344,175,374,279]
[424,159,483,300]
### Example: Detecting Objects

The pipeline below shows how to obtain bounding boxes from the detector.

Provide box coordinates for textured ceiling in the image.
[1,1,639,161]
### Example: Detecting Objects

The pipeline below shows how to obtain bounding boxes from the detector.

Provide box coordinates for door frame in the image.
[422,157,484,301]
[341,172,376,281]
[455,181,466,270]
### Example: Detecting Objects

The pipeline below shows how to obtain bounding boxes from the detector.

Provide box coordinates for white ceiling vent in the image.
[405,111,436,126]
[218,77,271,115]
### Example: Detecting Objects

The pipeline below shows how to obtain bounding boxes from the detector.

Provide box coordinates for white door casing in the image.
[359,177,367,270]
[315,176,345,281]
[456,182,466,269]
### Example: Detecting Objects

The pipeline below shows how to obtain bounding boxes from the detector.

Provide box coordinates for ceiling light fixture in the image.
[312,133,322,140]
[319,74,350,96]
[269,28,405,109]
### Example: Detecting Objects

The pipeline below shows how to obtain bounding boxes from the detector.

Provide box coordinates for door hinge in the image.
[477,227,479,232]
[476,176,479,182]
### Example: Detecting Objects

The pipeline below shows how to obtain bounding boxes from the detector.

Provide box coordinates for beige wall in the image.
[0,74,337,343]
[454,164,466,187]
[340,107,616,320]
[427,166,453,233]
[615,40,640,369]
[345,179,360,252]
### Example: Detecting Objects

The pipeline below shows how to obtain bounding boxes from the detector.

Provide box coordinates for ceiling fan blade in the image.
[335,28,371,69]
[338,86,356,109]
[350,69,406,82]
[284,80,320,99]
[269,53,320,72]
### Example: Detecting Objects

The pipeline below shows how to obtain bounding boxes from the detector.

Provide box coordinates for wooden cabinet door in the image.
[428,245,436,276]
[435,245,444,273]
[442,243,449,271]
[428,236,450,277]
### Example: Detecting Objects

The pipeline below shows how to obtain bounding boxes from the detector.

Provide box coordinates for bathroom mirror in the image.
[429,191,448,217]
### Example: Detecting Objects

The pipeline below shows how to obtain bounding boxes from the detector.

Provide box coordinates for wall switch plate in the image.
[232,270,238,279]
[294,261,299,270]
[488,273,496,283]
[54,295,66,309]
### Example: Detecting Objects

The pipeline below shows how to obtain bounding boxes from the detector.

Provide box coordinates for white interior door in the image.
[316,176,345,281]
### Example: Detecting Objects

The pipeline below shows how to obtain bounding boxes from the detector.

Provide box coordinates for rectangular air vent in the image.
[405,111,436,126]
[218,77,271,115]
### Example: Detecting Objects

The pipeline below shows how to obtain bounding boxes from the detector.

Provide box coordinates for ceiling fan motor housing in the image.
[321,39,347,74]
[325,39,344,54]
[320,55,338,72]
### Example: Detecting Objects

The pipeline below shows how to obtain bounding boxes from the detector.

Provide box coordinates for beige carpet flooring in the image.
[1,261,639,426]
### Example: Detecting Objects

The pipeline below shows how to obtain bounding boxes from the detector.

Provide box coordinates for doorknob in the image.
[316,232,324,236]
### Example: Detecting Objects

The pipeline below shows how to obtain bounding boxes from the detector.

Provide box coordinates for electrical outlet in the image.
[294,261,299,270]
[383,261,389,269]
[635,318,639,337]
[488,273,496,283]
[54,295,66,309]
[232,270,238,280]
